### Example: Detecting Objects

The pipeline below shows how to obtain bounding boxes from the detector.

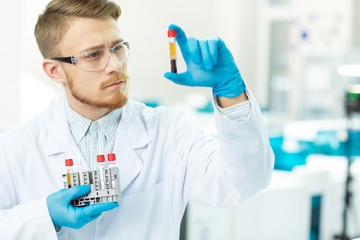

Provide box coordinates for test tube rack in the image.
[62,167,121,207]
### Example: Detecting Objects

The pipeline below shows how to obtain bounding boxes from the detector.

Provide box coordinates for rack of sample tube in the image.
[62,153,121,207]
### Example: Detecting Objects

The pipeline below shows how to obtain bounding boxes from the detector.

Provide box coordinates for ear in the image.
[42,59,67,84]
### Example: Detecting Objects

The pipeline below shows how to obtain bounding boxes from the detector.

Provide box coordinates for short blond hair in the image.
[34,0,121,58]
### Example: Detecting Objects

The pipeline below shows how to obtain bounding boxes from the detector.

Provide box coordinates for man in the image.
[0,0,274,239]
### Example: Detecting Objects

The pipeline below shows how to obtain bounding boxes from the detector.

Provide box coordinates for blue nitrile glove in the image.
[164,24,246,98]
[47,185,119,229]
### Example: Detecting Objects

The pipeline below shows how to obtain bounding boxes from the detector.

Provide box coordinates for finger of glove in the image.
[88,213,102,222]
[164,72,193,86]
[168,24,190,62]
[63,185,90,203]
[188,38,201,65]
[80,202,119,218]
[216,37,228,55]
[199,39,214,71]
[207,37,218,66]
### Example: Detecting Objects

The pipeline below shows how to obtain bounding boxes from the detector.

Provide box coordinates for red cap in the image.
[97,155,105,162]
[108,153,116,161]
[168,29,177,37]
[65,159,73,166]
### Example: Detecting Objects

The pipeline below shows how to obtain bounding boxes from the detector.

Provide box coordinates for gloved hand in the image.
[164,24,246,98]
[47,185,119,229]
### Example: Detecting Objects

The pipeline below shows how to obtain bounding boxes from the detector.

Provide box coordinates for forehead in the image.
[60,17,122,56]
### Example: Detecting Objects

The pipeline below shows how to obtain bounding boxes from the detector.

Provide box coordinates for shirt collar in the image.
[64,99,121,143]
[97,107,122,142]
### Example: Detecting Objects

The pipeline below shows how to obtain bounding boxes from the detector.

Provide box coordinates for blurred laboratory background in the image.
[1,0,360,239]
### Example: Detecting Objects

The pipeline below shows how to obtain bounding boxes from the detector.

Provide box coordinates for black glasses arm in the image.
[51,57,74,64]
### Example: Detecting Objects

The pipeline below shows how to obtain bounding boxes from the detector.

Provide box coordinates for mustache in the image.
[100,72,130,89]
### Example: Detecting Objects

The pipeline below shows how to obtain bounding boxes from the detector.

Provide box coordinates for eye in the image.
[112,44,123,52]
[89,52,99,58]
[89,51,101,58]
[83,50,104,59]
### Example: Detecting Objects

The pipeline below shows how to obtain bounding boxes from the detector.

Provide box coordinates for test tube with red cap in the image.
[65,158,73,188]
[168,29,177,73]
[108,153,117,189]
[97,155,106,189]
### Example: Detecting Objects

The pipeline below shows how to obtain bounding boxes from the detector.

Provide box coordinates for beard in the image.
[66,72,130,110]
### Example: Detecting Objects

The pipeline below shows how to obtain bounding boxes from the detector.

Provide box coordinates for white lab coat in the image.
[0,89,274,240]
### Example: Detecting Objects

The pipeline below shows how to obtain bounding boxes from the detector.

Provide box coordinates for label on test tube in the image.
[168,29,177,73]
[65,158,74,188]
[97,155,106,190]
[108,153,117,189]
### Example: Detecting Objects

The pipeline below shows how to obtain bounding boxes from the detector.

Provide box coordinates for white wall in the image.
[0,0,259,125]
[354,0,360,47]
[0,2,23,124]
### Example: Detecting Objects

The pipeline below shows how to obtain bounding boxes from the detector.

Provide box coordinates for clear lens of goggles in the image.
[75,41,130,71]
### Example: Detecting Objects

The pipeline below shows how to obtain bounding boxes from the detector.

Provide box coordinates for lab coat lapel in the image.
[45,96,69,157]
[44,96,89,179]
[113,100,151,192]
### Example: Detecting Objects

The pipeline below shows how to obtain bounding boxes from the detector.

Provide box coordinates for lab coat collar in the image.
[118,99,151,149]
[45,96,151,154]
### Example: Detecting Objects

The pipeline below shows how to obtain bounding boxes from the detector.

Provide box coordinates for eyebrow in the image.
[78,38,124,53]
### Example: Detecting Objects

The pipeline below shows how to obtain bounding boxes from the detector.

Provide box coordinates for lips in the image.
[106,80,125,88]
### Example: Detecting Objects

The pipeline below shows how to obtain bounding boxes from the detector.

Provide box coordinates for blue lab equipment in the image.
[269,135,309,171]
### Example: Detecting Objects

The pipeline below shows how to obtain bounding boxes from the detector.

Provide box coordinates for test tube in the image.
[168,29,177,73]
[65,158,73,188]
[97,155,106,190]
[108,153,117,189]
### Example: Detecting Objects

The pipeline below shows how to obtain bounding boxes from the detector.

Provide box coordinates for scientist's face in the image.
[59,17,129,110]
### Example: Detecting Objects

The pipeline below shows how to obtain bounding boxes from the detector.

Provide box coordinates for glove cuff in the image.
[212,73,246,98]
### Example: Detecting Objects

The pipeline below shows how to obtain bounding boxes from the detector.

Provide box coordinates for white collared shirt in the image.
[64,101,121,170]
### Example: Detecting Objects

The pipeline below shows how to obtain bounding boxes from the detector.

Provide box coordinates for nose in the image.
[104,54,123,74]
